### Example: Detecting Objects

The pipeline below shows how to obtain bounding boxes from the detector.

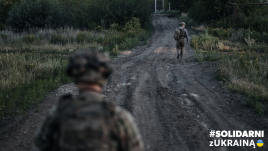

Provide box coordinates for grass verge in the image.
[0,18,153,121]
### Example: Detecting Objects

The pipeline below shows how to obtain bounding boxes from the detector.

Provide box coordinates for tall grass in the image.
[0,49,71,119]
[192,31,268,115]
[219,50,268,115]
[0,18,153,121]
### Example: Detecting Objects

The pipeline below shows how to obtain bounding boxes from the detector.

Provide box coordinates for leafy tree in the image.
[166,0,193,12]
[0,0,20,30]
[188,0,262,23]
[6,0,63,32]
[5,0,153,31]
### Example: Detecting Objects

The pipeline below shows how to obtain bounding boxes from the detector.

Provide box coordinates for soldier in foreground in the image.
[174,22,189,59]
[32,48,144,151]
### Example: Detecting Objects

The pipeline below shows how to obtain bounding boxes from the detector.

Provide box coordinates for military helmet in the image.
[67,48,112,85]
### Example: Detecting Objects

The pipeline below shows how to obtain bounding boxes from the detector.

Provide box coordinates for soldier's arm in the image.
[114,107,144,151]
[31,107,58,151]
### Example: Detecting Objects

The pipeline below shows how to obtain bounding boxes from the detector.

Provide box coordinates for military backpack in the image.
[54,93,117,151]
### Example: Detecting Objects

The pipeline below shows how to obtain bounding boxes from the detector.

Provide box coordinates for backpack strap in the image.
[53,93,73,151]
[179,28,186,38]
[101,98,117,149]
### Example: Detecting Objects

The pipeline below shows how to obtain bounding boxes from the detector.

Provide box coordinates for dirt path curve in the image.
[0,14,267,151]
[105,14,268,151]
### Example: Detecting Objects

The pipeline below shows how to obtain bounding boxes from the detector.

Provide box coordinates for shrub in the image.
[111,45,120,56]
[190,35,200,49]
[22,35,35,43]
[6,0,62,32]
[0,23,4,30]
[138,32,149,41]
[126,30,136,38]
[76,32,87,44]
[208,27,232,39]
[96,26,103,32]
[124,17,143,32]
[110,23,120,31]
[51,33,67,45]
[194,49,204,62]
[199,33,219,45]
[191,33,219,50]
[0,33,8,42]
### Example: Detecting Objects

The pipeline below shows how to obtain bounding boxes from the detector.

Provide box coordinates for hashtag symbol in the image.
[209,130,215,137]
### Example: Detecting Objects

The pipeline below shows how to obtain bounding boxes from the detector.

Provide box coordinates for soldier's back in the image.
[57,91,116,151]
[33,91,144,151]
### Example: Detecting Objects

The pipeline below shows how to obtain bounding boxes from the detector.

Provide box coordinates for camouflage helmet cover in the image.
[67,48,112,85]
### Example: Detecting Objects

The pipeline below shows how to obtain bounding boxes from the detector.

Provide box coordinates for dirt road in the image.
[0,14,267,151]
[105,14,268,151]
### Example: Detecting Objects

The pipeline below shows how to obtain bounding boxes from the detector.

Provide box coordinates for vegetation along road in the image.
[0,14,268,151]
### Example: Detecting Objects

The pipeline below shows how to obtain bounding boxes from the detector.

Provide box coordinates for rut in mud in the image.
[0,14,267,151]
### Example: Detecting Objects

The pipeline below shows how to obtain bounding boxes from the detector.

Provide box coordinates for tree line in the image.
[0,0,153,31]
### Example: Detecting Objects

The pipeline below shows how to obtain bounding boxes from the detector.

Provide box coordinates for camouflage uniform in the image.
[31,48,144,151]
[176,22,189,59]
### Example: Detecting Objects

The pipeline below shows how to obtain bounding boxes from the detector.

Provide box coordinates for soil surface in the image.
[0,14,267,151]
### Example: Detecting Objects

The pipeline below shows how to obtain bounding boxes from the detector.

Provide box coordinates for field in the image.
[191,26,268,115]
[0,18,153,121]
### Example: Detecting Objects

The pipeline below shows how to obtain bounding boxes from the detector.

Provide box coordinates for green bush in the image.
[0,0,20,30]
[96,26,103,32]
[138,32,149,41]
[50,33,67,45]
[6,0,62,32]
[208,27,232,39]
[76,32,87,44]
[0,33,8,42]
[194,49,220,62]
[110,23,120,31]
[22,35,35,43]
[0,23,4,30]
[191,33,219,50]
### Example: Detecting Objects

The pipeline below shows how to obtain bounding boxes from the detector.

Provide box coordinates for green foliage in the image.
[166,0,193,12]
[194,49,220,62]
[124,17,142,31]
[218,50,268,115]
[76,32,87,44]
[0,33,8,42]
[0,0,21,30]
[57,0,153,30]
[110,23,120,31]
[50,33,67,45]
[4,0,153,31]
[188,0,262,23]
[190,33,219,50]
[207,27,232,39]
[96,26,104,32]
[6,0,62,32]
[0,23,5,30]
[22,35,35,43]
[107,0,153,27]
[0,17,153,122]
[0,51,71,120]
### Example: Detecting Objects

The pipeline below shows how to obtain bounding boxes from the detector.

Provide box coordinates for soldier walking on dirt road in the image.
[31,48,144,151]
[174,22,189,59]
